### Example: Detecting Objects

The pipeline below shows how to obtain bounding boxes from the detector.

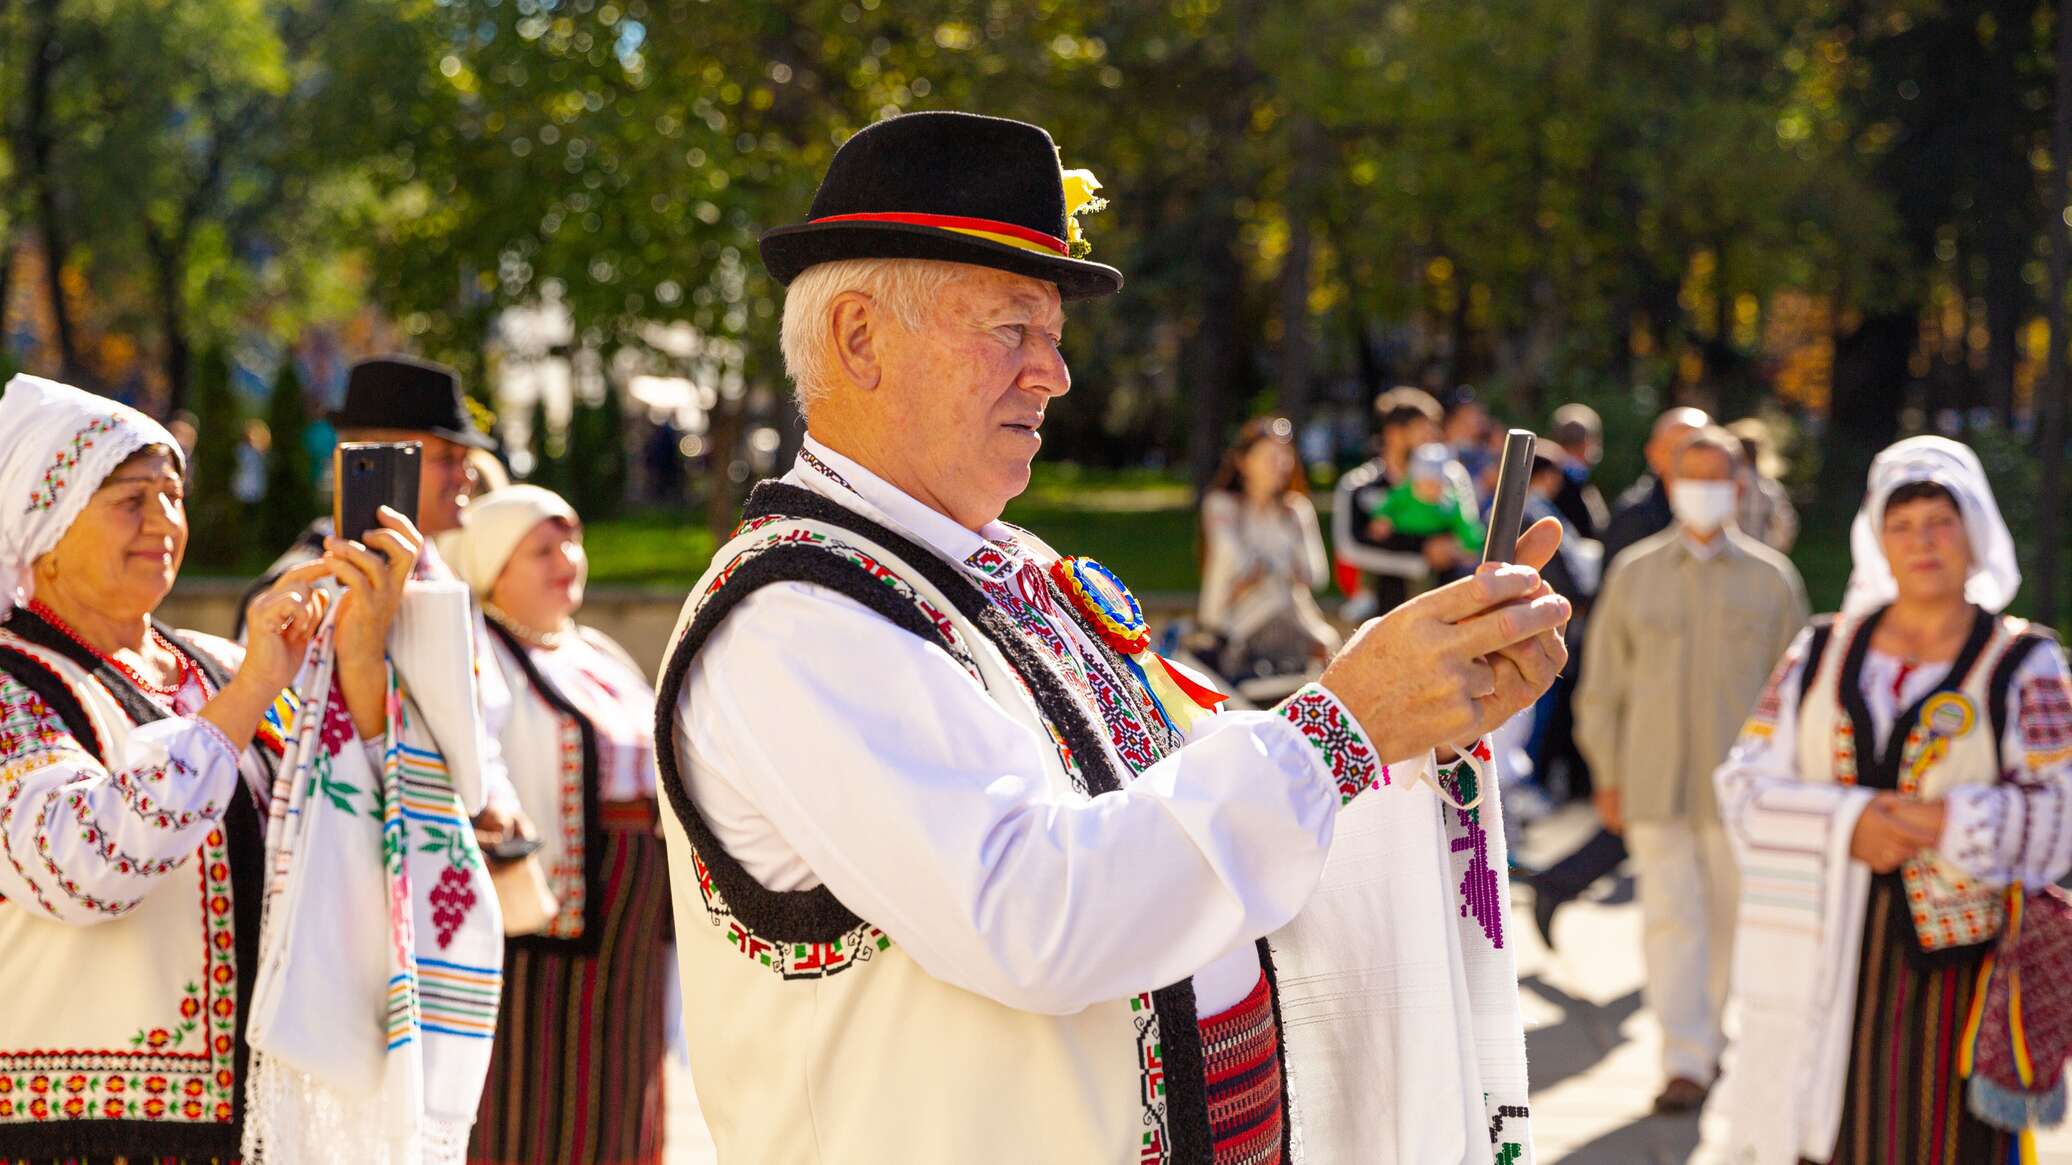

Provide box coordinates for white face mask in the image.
[1669,480,1737,534]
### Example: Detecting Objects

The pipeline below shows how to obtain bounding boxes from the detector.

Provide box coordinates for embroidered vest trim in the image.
[655,481,1294,1163]
[483,617,607,954]
[1803,607,2047,957]
[0,614,268,1161]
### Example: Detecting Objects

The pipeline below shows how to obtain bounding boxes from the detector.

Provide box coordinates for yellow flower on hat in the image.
[1060,168,1107,259]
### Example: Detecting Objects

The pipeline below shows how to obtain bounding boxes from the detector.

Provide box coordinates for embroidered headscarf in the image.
[0,374,184,614]
[1842,435,2020,617]
[435,484,581,601]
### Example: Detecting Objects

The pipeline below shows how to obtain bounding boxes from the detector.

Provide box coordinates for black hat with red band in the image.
[758,111,1123,301]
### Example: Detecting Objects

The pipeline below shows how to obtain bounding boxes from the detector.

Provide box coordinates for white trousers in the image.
[1626,819,1740,1084]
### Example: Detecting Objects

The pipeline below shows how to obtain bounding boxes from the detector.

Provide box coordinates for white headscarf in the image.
[1841,435,2020,617]
[0,374,184,615]
[435,484,581,601]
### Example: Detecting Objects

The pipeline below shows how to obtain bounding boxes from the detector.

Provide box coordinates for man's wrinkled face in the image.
[874,267,1070,528]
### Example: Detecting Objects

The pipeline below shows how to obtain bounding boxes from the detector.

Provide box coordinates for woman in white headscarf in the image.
[438,486,675,1165]
[1707,436,2072,1165]
[0,374,417,1163]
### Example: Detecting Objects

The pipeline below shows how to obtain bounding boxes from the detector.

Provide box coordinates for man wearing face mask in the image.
[1573,426,1808,1115]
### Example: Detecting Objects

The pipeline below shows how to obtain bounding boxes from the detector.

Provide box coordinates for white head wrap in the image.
[0,374,184,615]
[1841,435,2020,617]
[435,484,581,601]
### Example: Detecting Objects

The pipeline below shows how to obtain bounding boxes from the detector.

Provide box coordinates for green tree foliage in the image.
[1,0,2064,538]
[566,376,627,519]
[526,395,569,497]
[263,356,317,548]
[186,348,243,568]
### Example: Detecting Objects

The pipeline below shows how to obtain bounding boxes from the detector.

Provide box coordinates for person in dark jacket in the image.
[1330,387,1474,617]
[1548,403,1610,541]
[1599,406,1710,570]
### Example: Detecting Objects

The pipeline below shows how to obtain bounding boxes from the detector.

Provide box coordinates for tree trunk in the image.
[1984,220,2023,428]
[23,0,81,382]
[1824,309,1918,495]
[1274,117,1321,433]
[144,222,191,415]
[1189,207,1246,499]
[2036,0,2071,628]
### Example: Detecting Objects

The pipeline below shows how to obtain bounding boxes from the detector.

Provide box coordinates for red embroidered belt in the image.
[598,797,659,832]
[1199,970,1284,1165]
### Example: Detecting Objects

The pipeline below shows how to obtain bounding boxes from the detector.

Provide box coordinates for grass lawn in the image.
[523,464,2072,642]
[580,464,1205,592]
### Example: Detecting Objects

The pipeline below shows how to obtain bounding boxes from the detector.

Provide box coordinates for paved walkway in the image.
[662,802,2072,1162]
[1517,804,2072,1164]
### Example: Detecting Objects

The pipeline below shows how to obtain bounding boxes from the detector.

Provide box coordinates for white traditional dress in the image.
[1706,437,2072,1165]
[660,436,1535,1164]
[0,374,280,1164]
[438,483,678,1163]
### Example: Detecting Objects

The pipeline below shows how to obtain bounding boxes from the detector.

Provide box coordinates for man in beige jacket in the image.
[1574,426,1808,1115]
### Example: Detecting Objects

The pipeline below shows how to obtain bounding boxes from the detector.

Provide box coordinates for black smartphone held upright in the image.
[333,441,422,546]
[1480,429,1538,566]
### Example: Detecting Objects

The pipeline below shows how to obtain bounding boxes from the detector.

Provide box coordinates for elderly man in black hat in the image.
[655,112,1568,1163]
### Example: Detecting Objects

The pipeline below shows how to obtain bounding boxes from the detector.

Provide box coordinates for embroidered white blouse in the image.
[0,646,259,926]
[522,630,658,803]
[1717,629,2072,888]
[678,437,1386,1017]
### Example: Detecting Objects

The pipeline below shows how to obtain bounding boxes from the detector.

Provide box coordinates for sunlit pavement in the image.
[661,800,2072,1163]
[1516,803,2072,1165]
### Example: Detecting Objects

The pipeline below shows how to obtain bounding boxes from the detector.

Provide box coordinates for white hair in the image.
[778,259,968,410]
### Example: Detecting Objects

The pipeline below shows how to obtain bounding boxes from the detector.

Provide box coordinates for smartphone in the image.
[333,442,421,546]
[1480,429,1538,565]
[485,835,543,862]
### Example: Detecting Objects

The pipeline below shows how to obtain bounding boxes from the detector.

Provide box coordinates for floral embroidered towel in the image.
[241,594,503,1163]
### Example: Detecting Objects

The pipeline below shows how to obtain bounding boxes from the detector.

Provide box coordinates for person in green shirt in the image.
[1369,443,1484,564]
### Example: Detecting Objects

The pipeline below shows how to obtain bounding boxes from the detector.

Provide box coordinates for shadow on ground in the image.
[1523,975,1700,1164]
[1549,1113,1703,1165]
[1520,977,1639,1094]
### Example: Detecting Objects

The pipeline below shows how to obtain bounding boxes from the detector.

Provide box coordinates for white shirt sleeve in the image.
[1292,494,1329,592]
[469,608,523,820]
[1715,626,1877,857]
[680,581,1375,1016]
[0,669,242,926]
[1939,641,2072,887]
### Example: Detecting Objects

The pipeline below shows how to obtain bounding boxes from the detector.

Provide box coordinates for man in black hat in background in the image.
[239,355,494,622]
[240,353,528,836]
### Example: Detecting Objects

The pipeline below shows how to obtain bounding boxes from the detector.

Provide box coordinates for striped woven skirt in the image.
[468,800,673,1165]
[1822,877,2012,1165]
[1200,971,1285,1165]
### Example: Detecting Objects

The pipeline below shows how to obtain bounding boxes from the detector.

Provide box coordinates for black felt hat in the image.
[329,355,494,449]
[759,111,1123,300]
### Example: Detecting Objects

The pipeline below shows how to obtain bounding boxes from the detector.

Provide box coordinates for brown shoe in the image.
[1652,1076,1709,1114]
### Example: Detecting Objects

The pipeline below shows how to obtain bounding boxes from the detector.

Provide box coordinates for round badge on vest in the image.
[1922,691,1977,740]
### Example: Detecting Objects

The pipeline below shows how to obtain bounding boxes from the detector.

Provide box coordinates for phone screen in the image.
[333,442,422,544]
